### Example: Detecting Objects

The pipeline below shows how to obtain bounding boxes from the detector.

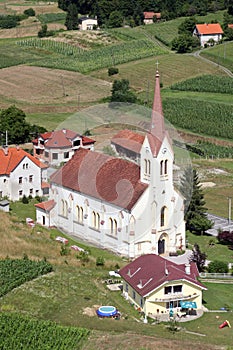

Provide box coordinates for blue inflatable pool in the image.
[96,306,117,317]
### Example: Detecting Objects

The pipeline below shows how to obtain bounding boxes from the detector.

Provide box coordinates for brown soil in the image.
[0,65,111,108]
[83,331,225,350]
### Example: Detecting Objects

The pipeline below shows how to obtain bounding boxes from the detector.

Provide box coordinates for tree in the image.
[178,17,196,35]
[24,8,35,17]
[190,243,207,272]
[65,3,79,30]
[180,167,213,234]
[111,79,137,103]
[0,106,46,145]
[108,10,123,28]
[208,260,228,273]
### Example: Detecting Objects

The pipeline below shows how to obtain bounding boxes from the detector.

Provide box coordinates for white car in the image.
[70,245,85,252]
[55,236,68,244]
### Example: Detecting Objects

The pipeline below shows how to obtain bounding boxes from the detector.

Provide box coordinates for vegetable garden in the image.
[0,313,89,350]
[0,257,53,297]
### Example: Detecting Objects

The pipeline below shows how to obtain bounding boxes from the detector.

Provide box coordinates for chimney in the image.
[185,263,191,275]
[62,129,66,134]
[16,145,20,151]
[3,146,8,156]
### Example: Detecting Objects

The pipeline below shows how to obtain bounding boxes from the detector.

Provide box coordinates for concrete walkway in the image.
[164,250,192,265]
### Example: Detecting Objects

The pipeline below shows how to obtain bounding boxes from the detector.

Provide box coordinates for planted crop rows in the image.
[17,38,167,73]
[0,313,89,350]
[163,97,233,139]
[187,141,233,158]
[0,257,53,297]
[170,75,233,94]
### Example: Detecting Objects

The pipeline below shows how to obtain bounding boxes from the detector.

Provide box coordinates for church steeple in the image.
[150,68,165,142]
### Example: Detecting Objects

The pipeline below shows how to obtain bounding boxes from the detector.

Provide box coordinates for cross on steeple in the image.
[156,60,159,71]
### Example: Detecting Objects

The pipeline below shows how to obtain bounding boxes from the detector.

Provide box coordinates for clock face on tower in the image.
[162,148,167,154]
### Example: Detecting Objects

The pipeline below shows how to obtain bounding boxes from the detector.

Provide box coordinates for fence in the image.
[200,272,233,279]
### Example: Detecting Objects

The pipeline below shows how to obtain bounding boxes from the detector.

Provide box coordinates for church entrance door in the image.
[158,239,165,255]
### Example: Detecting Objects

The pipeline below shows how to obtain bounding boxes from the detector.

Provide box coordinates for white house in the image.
[35,70,185,258]
[193,23,223,47]
[119,254,207,317]
[0,147,48,201]
[32,129,95,167]
[143,12,161,24]
[79,16,98,30]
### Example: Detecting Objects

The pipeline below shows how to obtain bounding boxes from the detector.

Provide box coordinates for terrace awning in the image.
[180,301,197,309]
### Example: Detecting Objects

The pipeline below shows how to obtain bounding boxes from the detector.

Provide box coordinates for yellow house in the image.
[119,254,207,317]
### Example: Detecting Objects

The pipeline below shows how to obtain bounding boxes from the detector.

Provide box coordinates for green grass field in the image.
[201,41,233,73]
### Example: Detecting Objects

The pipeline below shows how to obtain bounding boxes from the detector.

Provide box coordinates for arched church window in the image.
[164,159,168,175]
[160,160,163,175]
[160,206,167,227]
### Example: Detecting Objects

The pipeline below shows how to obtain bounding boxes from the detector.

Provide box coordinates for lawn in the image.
[202,282,233,310]
[187,231,233,264]
[201,41,233,73]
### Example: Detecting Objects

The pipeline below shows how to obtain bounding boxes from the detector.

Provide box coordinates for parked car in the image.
[70,245,85,252]
[26,217,35,228]
[55,236,68,244]
[109,270,121,278]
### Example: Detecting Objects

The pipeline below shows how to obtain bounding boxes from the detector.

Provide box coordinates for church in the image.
[35,70,185,258]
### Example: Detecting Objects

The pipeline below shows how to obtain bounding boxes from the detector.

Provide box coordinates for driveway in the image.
[206,213,233,236]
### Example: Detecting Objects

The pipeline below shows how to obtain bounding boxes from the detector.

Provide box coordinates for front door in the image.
[158,239,165,254]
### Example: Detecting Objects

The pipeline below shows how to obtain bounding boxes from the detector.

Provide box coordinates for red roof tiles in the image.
[51,148,148,210]
[35,199,56,212]
[33,129,95,149]
[195,23,223,35]
[111,129,145,154]
[143,12,161,20]
[119,254,206,297]
[0,147,47,175]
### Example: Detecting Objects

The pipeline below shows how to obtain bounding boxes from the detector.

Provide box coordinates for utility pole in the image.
[228,197,232,224]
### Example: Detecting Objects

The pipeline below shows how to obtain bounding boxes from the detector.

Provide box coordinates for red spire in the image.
[150,69,165,142]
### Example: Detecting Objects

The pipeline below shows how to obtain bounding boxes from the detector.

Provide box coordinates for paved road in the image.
[192,49,233,78]
[206,213,233,236]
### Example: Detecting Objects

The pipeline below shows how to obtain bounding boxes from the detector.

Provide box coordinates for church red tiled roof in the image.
[111,129,145,154]
[119,254,207,297]
[51,148,148,211]
[0,147,47,175]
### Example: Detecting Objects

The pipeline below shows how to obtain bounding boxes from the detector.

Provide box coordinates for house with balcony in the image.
[32,129,95,166]
[119,254,207,317]
[0,146,48,201]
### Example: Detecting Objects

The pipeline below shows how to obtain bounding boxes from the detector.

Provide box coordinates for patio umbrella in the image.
[180,301,197,309]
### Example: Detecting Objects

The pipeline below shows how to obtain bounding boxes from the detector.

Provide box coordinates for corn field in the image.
[17,38,167,73]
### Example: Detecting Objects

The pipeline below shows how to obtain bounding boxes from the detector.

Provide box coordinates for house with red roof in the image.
[143,12,161,24]
[35,69,185,258]
[193,23,223,47]
[111,129,145,163]
[119,254,207,317]
[32,129,95,166]
[0,147,48,201]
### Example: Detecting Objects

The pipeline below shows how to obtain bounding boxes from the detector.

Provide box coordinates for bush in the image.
[208,260,229,273]
[96,256,105,266]
[24,8,35,17]
[108,67,119,76]
[22,195,29,204]
[0,15,19,29]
